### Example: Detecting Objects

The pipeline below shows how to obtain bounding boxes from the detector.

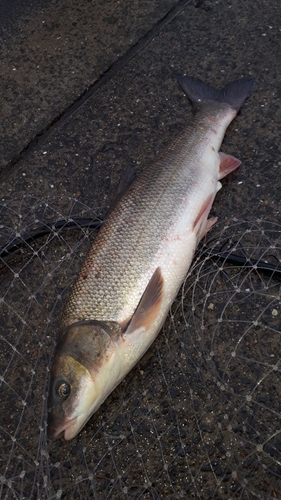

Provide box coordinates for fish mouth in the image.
[48,417,78,440]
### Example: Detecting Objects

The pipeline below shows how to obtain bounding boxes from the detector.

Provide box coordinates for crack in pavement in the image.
[2,0,203,180]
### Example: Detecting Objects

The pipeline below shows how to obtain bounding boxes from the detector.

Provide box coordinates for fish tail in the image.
[177,74,255,111]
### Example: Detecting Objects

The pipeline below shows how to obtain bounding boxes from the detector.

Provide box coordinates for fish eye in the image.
[56,381,70,400]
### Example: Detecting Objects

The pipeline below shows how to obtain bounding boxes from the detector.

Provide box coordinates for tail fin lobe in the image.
[177,74,255,111]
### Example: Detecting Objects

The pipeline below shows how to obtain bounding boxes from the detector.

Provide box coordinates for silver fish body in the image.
[47,75,255,440]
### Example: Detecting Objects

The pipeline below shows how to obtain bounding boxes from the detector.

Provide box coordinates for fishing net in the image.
[0,195,280,499]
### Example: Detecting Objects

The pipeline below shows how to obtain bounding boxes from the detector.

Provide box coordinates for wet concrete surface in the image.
[1,0,281,498]
[0,0,183,171]
[0,0,54,31]
[1,0,280,220]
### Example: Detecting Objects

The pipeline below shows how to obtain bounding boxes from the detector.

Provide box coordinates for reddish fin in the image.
[219,152,241,179]
[193,194,217,241]
[125,267,164,335]
[193,194,214,232]
[200,217,217,241]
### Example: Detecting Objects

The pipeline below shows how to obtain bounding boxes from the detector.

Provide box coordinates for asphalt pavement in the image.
[1,1,281,498]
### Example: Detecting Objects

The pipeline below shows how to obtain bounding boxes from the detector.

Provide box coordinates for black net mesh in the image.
[0,196,280,499]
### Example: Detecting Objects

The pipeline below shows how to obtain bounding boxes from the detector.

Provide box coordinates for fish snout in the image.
[47,417,78,440]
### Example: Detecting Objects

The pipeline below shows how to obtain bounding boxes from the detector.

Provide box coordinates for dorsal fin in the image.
[111,166,136,208]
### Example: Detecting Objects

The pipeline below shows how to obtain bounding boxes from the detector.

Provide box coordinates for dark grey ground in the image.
[1,0,281,499]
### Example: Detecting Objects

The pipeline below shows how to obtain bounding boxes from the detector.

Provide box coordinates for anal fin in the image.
[124,267,164,336]
[219,152,241,179]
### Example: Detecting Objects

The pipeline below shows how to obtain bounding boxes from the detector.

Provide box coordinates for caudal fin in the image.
[177,74,255,111]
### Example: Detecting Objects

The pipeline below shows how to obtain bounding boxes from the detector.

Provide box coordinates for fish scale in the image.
[63,105,227,327]
[48,74,255,440]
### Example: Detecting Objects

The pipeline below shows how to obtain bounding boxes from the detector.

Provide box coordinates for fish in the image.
[47,73,255,440]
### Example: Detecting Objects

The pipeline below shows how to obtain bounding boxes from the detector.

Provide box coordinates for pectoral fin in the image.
[124,267,164,335]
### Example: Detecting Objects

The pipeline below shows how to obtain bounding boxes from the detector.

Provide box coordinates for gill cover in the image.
[47,319,120,439]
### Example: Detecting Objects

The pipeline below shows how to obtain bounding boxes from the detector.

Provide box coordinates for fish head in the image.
[47,319,121,440]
